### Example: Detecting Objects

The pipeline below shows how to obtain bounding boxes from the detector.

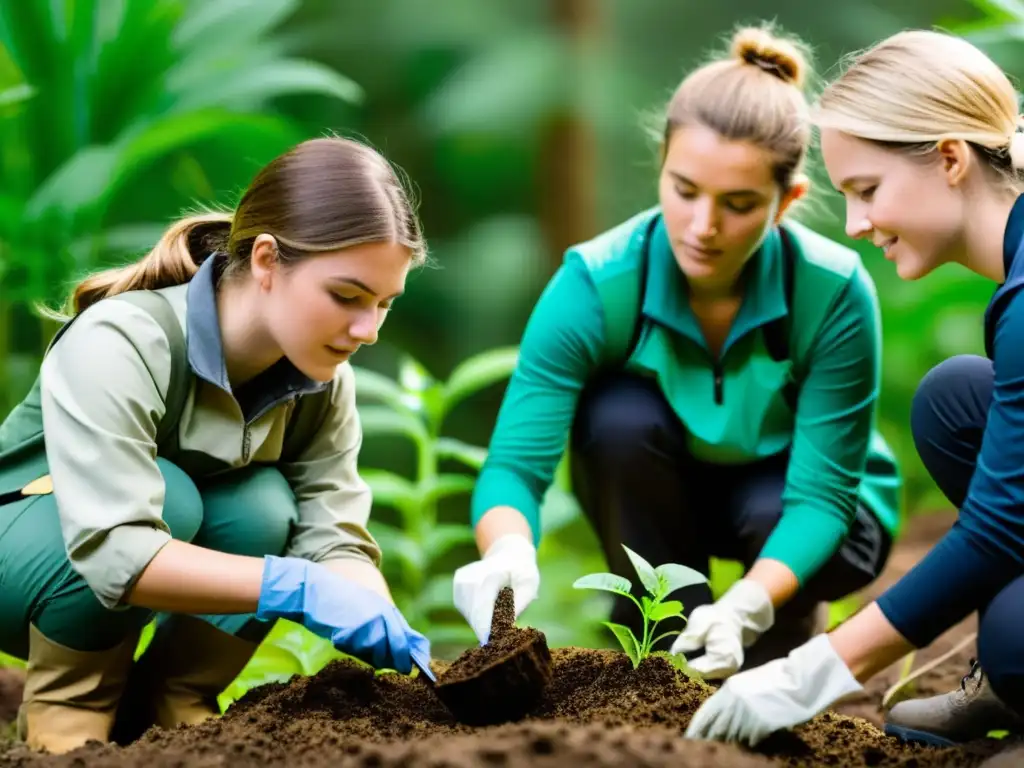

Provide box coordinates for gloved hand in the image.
[255,555,433,678]
[670,578,774,678]
[685,633,863,746]
[452,533,540,644]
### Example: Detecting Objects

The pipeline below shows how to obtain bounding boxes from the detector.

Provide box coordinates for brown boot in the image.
[17,624,139,754]
[111,616,258,744]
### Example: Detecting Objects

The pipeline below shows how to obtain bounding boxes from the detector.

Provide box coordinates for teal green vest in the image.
[568,207,903,537]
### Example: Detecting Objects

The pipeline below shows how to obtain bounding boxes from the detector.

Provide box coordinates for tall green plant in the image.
[354,347,520,649]
[0,0,362,409]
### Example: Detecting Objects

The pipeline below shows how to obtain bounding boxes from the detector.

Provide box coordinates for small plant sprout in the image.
[572,545,708,669]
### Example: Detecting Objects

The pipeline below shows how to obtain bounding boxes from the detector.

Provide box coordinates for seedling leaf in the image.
[654,563,709,598]
[603,622,641,668]
[648,600,683,623]
[573,572,632,596]
[623,544,659,596]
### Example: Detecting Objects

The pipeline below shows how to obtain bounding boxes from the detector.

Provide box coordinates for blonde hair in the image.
[661,22,814,188]
[50,137,427,320]
[815,30,1024,185]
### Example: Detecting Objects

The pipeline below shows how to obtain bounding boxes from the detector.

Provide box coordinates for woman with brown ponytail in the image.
[453,23,902,681]
[0,136,433,753]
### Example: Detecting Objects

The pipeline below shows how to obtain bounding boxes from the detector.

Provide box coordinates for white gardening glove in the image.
[452,533,540,644]
[670,578,774,678]
[685,633,863,746]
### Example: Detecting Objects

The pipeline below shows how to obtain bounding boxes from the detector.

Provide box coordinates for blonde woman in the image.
[453,23,901,679]
[0,137,432,753]
[687,29,1024,748]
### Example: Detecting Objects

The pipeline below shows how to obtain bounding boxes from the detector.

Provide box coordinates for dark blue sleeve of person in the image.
[876,195,1024,648]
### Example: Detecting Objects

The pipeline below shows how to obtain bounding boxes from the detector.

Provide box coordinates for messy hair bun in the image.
[659,22,814,190]
[731,26,807,88]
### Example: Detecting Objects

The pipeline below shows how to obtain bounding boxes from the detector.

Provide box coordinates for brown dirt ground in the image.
[0,510,1018,768]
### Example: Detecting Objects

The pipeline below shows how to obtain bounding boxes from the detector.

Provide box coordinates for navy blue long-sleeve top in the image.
[876,193,1024,646]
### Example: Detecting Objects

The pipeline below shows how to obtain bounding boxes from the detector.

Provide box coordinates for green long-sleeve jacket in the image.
[471,208,902,585]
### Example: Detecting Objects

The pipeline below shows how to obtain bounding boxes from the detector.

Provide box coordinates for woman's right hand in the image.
[452,533,540,644]
[256,555,433,677]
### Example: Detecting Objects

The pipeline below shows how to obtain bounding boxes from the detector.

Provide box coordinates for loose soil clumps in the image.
[0,640,1011,767]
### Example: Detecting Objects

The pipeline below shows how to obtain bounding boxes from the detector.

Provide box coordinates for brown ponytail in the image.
[57,213,230,318]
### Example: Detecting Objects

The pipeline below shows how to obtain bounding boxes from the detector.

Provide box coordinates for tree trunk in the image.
[537,0,599,274]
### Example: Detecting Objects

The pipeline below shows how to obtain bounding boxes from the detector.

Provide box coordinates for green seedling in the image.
[573,544,708,669]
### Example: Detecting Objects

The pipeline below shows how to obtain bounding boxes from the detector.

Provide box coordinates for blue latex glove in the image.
[255,555,434,680]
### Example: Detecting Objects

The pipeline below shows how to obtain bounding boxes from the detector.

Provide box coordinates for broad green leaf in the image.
[368,520,424,575]
[648,600,683,623]
[622,544,659,597]
[169,59,362,111]
[435,437,487,471]
[655,563,709,598]
[23,144,119,221]
[358,405,428,444]
[423,524,476,562]
[354,366,417,415]
[966,0,1024,22]
[572,572,632,596]
[173,0,299,50]
[115,109,297,173]
[603,622,640,668]
[399,354,434,392]
[362,468,418,511]
[0,83,33,108]
[422,473,476,504]
[442,346,519,413]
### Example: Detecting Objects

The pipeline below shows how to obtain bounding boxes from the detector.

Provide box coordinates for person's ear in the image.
[775,174,810,223]
[250,234,280,291]
[936,138,972,187]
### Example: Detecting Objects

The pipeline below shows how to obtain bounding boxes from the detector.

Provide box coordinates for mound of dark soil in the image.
[0,642,1009,768]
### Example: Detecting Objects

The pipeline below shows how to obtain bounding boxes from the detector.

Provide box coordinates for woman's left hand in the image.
[684,634,863,746]
[670,579,774,678]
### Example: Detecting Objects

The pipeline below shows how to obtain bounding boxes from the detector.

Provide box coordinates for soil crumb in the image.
[0,645,1007,768]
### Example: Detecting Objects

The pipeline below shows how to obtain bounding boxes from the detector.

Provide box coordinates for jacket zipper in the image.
[713,362,724,405]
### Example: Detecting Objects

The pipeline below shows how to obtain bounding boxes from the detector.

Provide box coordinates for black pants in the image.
[569,372,892,668]
[911,355,1024,714]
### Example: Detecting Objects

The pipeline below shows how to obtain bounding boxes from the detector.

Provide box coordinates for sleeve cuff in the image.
[71,526,173,611]
[758,506,849,586]
[876,525,1010,647]
[470,466,542,544]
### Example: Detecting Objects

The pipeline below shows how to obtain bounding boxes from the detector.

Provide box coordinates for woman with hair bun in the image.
[687,29,1024,748]
[453,23,902,683]
[0,136,433,753]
